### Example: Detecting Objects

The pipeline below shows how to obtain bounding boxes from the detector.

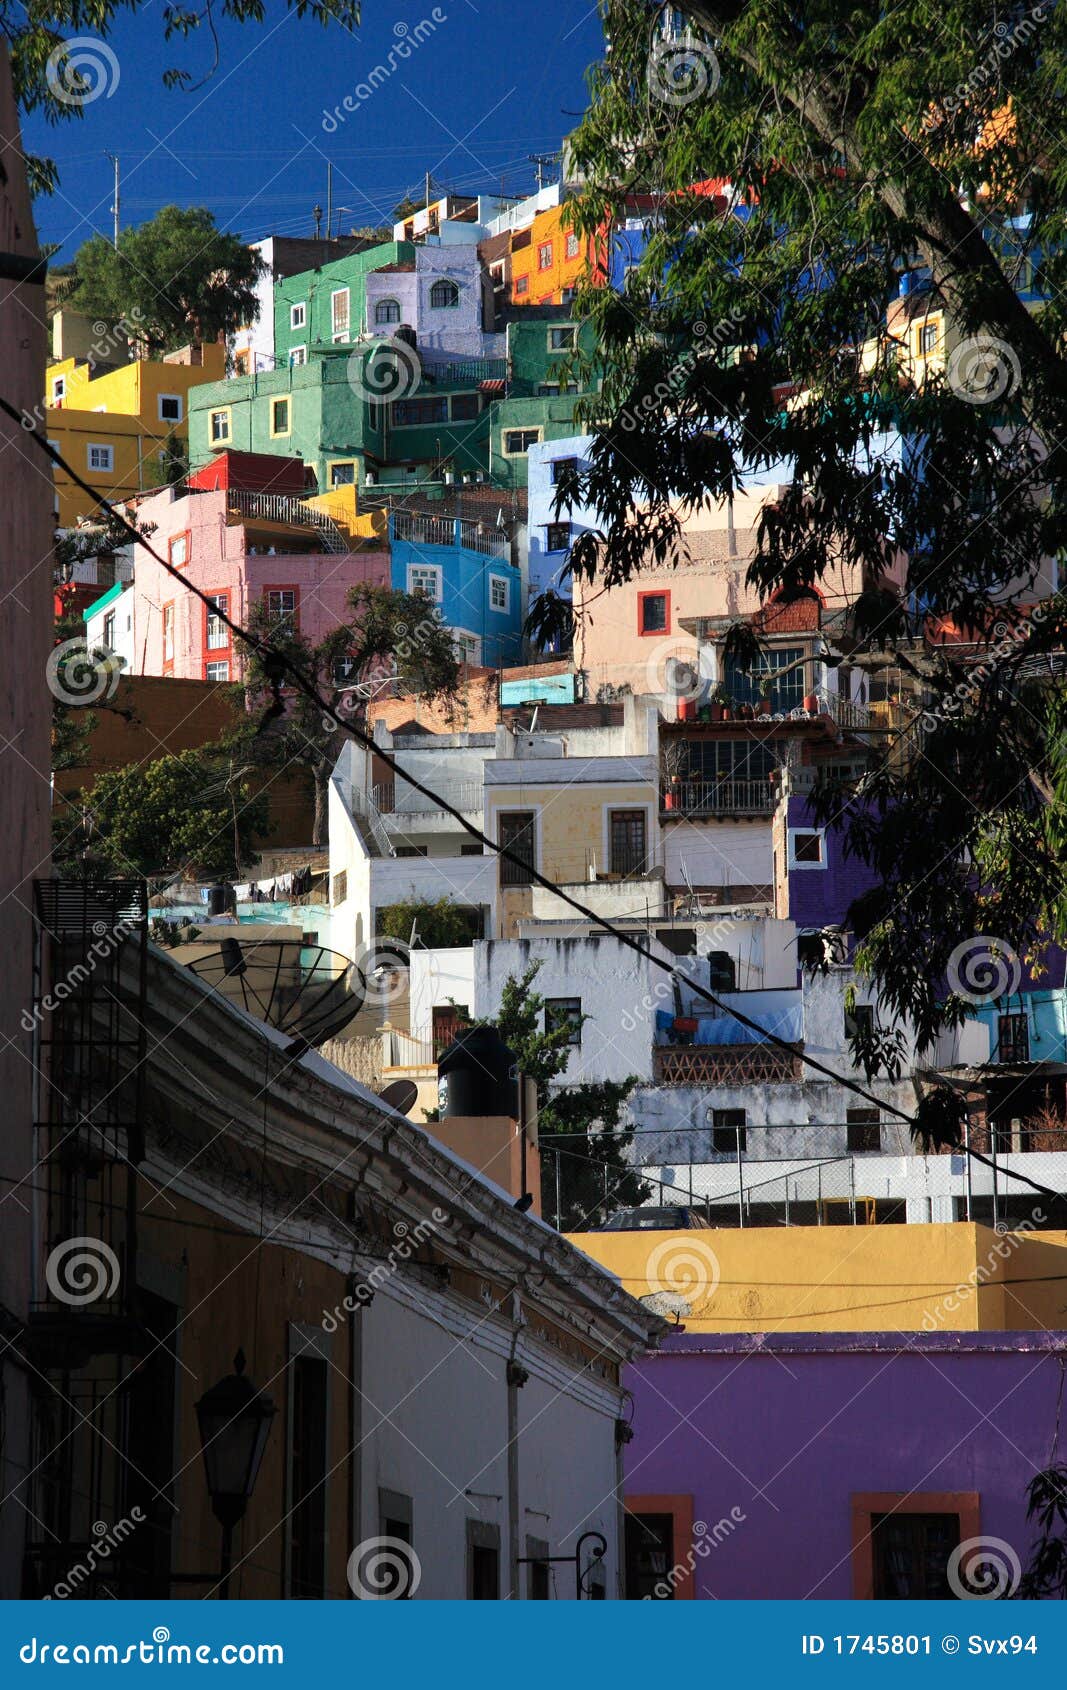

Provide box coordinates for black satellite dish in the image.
[186,939,366,1047]
[377,1078,418,1115]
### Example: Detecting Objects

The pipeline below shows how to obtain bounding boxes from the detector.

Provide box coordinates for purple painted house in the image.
[623,1331,1065,1600]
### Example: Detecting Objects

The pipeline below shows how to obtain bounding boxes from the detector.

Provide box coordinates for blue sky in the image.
[24,0,605,260]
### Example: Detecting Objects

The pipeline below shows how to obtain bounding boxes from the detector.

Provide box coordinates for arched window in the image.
[375,299,401,325]
[429,278,460,309]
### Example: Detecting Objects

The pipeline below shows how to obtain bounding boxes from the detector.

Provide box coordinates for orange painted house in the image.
[509,203,606,305]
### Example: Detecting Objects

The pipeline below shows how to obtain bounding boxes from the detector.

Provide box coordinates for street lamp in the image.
[194,1350,276,1598]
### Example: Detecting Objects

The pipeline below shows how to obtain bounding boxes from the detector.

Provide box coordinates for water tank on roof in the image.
[437,1026,518,1120]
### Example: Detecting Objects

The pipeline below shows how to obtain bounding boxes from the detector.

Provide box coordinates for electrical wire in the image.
[9,405,1066,1205]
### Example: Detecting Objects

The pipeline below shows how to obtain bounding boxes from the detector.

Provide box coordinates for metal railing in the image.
[390,509,509,557]
[661,778,777,815]
[814,689,872,730]
[419,354,508,387]
[653,1043,805,1084]
[370,779,483,818]
[226,489,349,553]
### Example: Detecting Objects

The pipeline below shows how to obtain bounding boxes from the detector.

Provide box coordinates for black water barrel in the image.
[206,884,228,917]
[437,1026,518,1119]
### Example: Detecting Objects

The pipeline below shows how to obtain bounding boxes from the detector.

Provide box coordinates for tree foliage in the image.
[378,898,481,949]
[66,207,263,353]
[472,962,649,1231]
[566,1,1067,1056]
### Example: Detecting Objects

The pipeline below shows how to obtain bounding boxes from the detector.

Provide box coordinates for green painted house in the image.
[274,241,416,366]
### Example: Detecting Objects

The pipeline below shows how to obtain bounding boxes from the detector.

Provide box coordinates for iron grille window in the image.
[997,1013,1030,1064]
[871,1511,960,1600]
[430,279,460,308]
[722,645,805,711]
[499,811,535,886]
[546,522,570,553]
[610,809,647,876]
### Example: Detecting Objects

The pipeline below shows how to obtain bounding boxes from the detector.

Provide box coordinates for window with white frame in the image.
[503,428,540,455]
[565,231,580,260]
[210,409,231,444]
[205,660,230,682]
[289,346,307,368]
[538,242,553,271]
[87,443,114,472]
[162,603,174,663]
[290,302,307,330]
[331,289,350,340]
[489,574,510,613]
[158,393,182,424]
[788,827,826,869]
[169,533,189,568]
[408,563,442,602]
[206,594,229,649]
[266,588,297,623]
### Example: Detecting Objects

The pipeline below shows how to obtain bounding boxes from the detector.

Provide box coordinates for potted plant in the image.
[802,690,819,714]
[758,675,774,716]
[711,683,730,722]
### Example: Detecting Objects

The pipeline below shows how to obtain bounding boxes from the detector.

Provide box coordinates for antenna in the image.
[528,153,559,191]
[326,162,333,239]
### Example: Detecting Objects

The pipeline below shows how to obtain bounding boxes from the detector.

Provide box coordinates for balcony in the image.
[662,778,776,816]
[370,779,483,822]
[389,510,509,558]
[224,489,350,552]
[653,1043,805,1084]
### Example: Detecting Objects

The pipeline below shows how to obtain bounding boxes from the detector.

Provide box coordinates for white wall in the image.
[85,584,136,674]
[663,819,774,890]
[409,947,476,1038]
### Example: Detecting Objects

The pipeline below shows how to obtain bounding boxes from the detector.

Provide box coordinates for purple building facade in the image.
[623,1331,1065,1600]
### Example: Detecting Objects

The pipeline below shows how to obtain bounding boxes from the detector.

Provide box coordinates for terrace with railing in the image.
[661,777,777,816]
[224,489,350,552]
[389,509,510,558]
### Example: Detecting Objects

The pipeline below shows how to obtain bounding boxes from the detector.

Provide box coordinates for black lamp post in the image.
[194,1350,276,1598]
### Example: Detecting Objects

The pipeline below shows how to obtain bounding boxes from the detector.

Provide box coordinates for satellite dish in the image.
[186,940,365,1046]
[378,1078,418,1115]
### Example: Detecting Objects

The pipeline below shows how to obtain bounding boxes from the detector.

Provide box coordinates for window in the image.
[288,1351,328,1599]
[266,588,297,624]
[538,242,553,270]
[789,829,825,867]
[103,611,115,648]
[722,643,806,712]
[332,870,348,905]
[205,659,230,682]
[846,1108,881,1153]
[707,951,736,991]
[515,275,529,296]
[393,395,449,426]
[638,591,669,635]
[545,997,582,1046]
[536,381,579,397]
[162,603,174,666]
[377,1490,416,1598]
[331,288,350,340]
[712,1109,747,1154]
[430,278,460,309]
[432,1004,470,1056]
[499,811,535,886]
[551,456,578,486]
[289,346,307,368]
[997,1012,1030,1064]
[489,574,510,613]
[546,522,570,553]
[205,593,229,650]
[503,428,540,455]
[270,397,290,437]
[565,231,580,260]
[549,325,577,350]
[210,408,231,444]
[168,532,189,568]
[87,443,114,473]
[450,393,481,421]
[610,809,647,877]
[290,302,306,330]
[329,461,357,487]
[375,299,401,325]
[917,320,940,355]
[845,1003,874,1042]
[51,375,66,402]
[408,563,442,602]
[466,1520,500,1599]
[625,1512,679,1601]
[871,1511,960,1600]
[526,1536,550,1600]
[158,393,182,424]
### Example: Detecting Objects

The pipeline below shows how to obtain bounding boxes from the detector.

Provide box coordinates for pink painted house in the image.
[128,453,391,681]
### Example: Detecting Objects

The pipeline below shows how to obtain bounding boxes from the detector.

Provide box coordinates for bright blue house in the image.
[388,510,523,668]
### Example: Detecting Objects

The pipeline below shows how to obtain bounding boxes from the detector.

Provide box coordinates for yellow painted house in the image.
[46,342,225,527]
[569,1221,1067,1334]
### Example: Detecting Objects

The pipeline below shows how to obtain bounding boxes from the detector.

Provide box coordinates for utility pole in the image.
[106,153,119,248]
[424,170,432,217]
[528,154,557,191]
[312,203,323,240]
[326,163,333,240]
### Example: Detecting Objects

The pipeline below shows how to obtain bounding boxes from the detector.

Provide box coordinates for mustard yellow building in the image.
[46,341,225,527]
[568,1221,1067,1334]
[510,203,600,305]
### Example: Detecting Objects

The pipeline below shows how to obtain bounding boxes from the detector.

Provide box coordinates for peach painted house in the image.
[127,453,390,681]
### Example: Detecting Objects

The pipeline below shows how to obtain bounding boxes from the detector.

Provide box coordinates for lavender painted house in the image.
[623,1330,1065,1600]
